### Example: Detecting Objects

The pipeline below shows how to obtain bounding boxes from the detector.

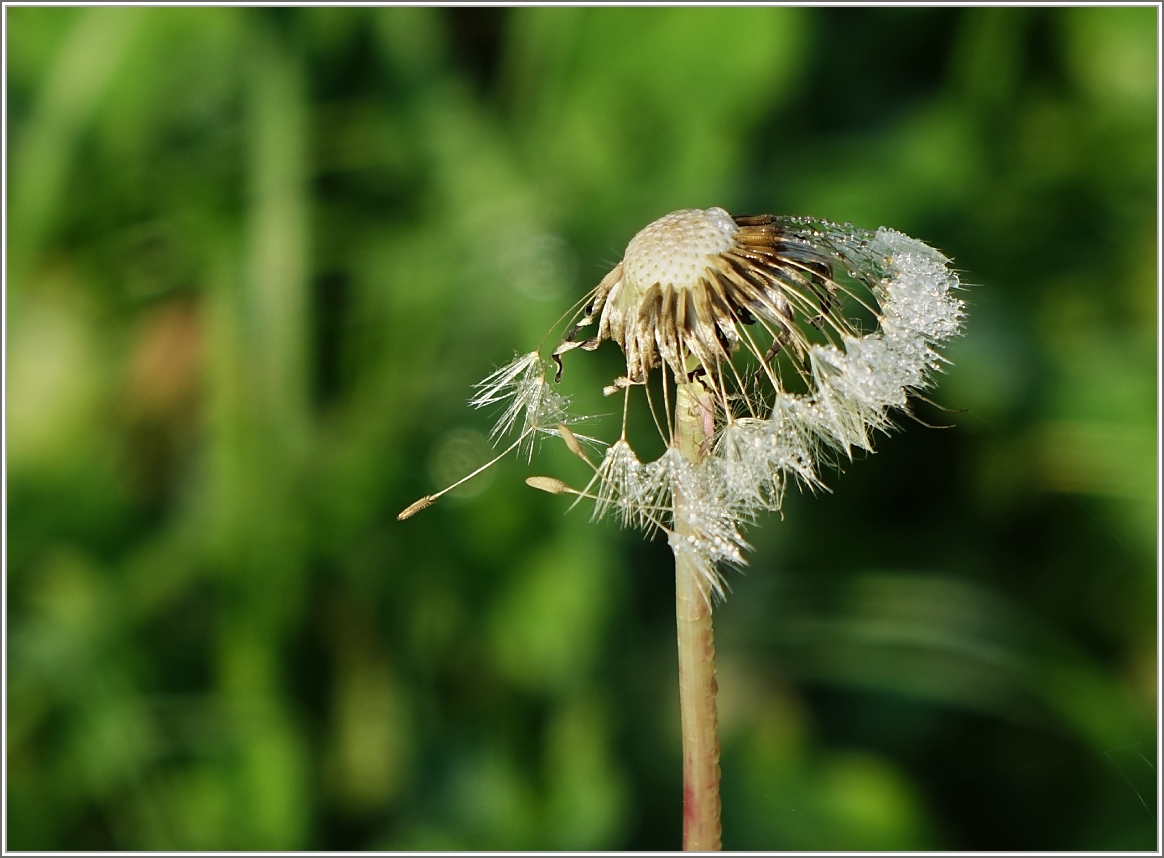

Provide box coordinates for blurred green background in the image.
[6,7,1157,851]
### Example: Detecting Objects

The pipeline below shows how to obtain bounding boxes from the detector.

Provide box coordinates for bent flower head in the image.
[402,207,965,604]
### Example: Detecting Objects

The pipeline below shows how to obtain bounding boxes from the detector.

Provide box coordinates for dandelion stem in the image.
[674,380,722,851]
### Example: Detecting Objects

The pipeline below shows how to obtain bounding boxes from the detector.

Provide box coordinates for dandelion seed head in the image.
[406,207,966,608]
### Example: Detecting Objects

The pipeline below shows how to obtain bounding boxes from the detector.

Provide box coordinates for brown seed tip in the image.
[397,495,434,520]
[557,423,593,465]
[525,476,568,495]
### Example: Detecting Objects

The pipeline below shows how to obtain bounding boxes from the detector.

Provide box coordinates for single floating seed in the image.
[397,496,434,520]
[526,476,569,495]
[557,423,593,466]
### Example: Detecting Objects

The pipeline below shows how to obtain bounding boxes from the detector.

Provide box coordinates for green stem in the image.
[674,381,722,852]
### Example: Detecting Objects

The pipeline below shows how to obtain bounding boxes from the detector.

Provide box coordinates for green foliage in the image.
[7,7,1157,849]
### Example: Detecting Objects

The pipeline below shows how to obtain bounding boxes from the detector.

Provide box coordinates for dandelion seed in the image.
[469,350,541,410]
[396,495,434,521]
[587,439,656,530]
[526,475,570,495]
[469,350,571,459]
[714,418,792,513]
[556,422,594,466]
